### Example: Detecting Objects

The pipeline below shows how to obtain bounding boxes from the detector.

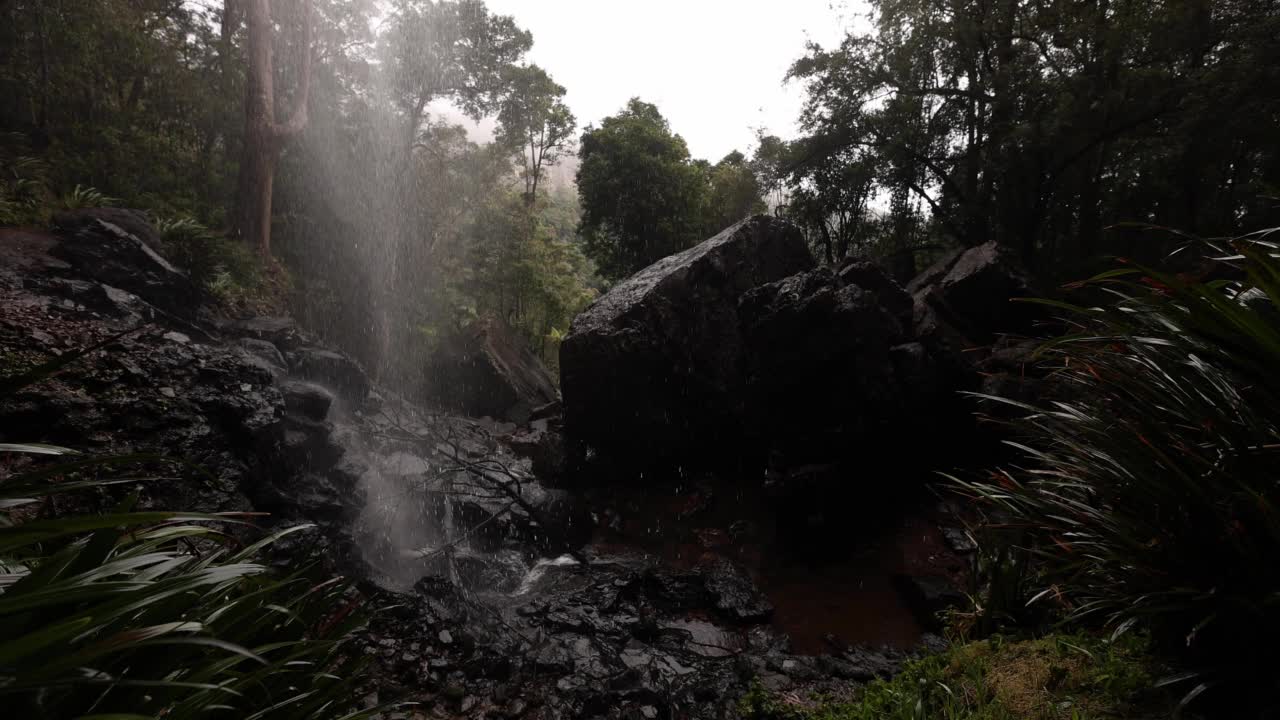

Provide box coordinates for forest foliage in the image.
[767,0,1280,279]
[0,0,776,380]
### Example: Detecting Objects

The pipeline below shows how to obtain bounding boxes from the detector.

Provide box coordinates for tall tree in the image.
[702,150,767,236]
[786,0,1280,271]
[234,0,313,257]
[575,98,709,281]
[0,0,238,214]
[495,64,576,205]
[380,0,531,147]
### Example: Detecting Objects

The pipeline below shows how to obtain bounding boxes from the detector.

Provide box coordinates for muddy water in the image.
[589,481,966,654]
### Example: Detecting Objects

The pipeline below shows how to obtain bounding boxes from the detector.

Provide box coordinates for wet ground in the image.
[586,478,968,655]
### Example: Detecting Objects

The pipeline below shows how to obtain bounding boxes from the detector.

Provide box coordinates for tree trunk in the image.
[34,1,50,135]
[234,0,312,258]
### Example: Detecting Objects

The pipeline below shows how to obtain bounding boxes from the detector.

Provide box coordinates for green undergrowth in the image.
[740,634,1170,720]
[155,216,286,313]
[1,349,386,718]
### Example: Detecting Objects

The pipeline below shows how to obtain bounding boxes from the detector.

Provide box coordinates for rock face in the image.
[559,220,1052,502]
[53,208,164,250]
[738,266,916,461]
[559,217,958,482]
[907,241,1042,346]
[50,208,204,317]
[288,346,371,406]
[908,242,1052,426]
[425,319,559,423]
[560,216,815,474]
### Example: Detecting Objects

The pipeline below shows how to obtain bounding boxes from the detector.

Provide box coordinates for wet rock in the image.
[281,414,345,471]
[238,338,288,376]
[425,318,559,423]
[289,346,370,405]
[560,215,814,478]
[281,380,334,421]
[975,337,1051,418]
[449,474,591,555]
[700,558,773,624]
[50,210,203,317]
[53,207,163,251]
[527,487,592,554]
[44,277,146,320]
[529,400,562,423]
[942,527,977,553]
[893,574,967,630]
[841,645,905,680]
[642,567,712,613]
[907,241,1043,345]
[229,316,301,349]
[739,267,912,461]
[285,473,351,520]
[890,341,945,402]
[837,258,914,330]
[505,422,568,484]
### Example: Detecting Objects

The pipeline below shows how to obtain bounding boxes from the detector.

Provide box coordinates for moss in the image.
[740,634,1167,720]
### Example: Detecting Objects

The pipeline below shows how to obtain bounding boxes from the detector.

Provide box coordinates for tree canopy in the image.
[495,64,577,204]
[575,99,767,281]
[772,0,1280,277]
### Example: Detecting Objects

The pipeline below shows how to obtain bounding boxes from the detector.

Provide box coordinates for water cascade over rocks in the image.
[0,211,1048,717]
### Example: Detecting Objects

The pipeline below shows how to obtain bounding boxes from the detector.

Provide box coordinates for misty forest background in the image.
[4,0,1276,391]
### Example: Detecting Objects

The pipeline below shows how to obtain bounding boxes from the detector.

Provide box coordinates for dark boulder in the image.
[505,418,568,484]
[700,558,774,624]
[280,380,334,422]
[425,319,559,423]
[53,208,163,251]
[50,211,203,317]
[288,346,370,406]
[238,338,288,378]
[907,241,1042,345]
[904,242,1049,429]
[973,337,1055,427]
[228,316,302,351]
[738,267,913,461]
[838,259,914,331]
[560,216,815,476]
[280,414,345,472]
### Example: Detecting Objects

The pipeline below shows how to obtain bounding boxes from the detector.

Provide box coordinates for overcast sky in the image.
[474,0,865,162]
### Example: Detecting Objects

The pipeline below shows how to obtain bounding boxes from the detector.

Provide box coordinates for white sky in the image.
[476,0,865,162]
